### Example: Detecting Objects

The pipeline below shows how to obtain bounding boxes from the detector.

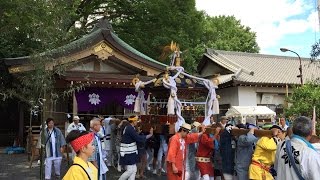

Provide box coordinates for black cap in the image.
[269,125,283,131]
[236,123,246,129]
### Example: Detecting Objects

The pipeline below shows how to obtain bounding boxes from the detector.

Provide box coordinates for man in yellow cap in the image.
[119,115,153,180]
[166,123,205,180]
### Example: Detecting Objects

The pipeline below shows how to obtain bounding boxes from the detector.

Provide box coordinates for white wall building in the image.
[198,49,319,116]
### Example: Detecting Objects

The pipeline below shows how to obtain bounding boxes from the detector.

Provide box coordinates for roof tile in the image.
[206,49,319,85]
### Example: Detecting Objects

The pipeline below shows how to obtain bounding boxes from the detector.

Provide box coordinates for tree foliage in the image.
[0,0,96,104]
[0,0,260,103]
[105,0,259,72]
[285,80,320,120]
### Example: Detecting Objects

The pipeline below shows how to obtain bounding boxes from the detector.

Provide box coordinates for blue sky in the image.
[196,0,319,58]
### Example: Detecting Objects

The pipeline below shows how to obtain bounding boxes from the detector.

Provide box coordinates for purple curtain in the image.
[75,88,145,112]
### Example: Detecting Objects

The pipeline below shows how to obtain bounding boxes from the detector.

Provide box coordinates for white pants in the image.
[146,148,153,168]
[157,142,167,170]
[116,146,121,168]
[202,174,214,180]
[45,157,62,179]
[222,173,234,180]
[185,171,201,180]
[118,164,137,180]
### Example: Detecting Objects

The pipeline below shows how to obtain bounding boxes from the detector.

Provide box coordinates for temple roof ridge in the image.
[91,16,114,33]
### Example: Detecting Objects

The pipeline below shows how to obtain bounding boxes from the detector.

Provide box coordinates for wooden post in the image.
[18,102,24,147]
[205,127,273,137]
[27,111,33,161]
[72,84,78,116]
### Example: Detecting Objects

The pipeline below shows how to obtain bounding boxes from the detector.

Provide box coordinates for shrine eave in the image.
[61,72,154,83]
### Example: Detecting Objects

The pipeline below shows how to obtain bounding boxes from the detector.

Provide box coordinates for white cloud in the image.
[196,0,317,51]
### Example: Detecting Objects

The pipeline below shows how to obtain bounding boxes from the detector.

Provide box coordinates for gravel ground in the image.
[0,152,167,180]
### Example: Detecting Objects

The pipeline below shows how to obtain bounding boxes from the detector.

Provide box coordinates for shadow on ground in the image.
[0,153,166,180]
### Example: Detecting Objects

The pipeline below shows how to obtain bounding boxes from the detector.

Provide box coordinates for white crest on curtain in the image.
[125,94,136,105]
[88,93,101,105]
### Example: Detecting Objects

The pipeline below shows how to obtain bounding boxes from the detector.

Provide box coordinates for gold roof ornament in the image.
[132,74,140,86]
[164,71,169,81]
[170,41,183,67]
[159,41,183,67]
[212,74,221,86]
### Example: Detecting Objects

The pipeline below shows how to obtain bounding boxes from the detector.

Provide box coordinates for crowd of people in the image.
[37,114,320,180]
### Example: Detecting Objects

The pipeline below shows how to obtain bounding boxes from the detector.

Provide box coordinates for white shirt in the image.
[67,122,86,133]
[312,143,320,154]
[47,129,61,160]
[94,134,108,177]
[280,124,289,131]
[102,118,112,150]
[50,129,56,158]
[275,137,320,180]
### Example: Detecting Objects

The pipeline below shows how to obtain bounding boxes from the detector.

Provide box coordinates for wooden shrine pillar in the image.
[72,89,78,116]
[70,81,78,117]
[18,102,24,146]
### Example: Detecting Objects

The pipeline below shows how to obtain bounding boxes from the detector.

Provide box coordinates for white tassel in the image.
[212,98,219,115]
[167,95,175,115]
[134,97,141,113]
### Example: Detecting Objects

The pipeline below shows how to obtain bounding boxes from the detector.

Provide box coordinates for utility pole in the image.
[318,0,320,31]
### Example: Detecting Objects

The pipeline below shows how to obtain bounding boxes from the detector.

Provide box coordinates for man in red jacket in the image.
[196,126,221,180]
[166,123,205,180]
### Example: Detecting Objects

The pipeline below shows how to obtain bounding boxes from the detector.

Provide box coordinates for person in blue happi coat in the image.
[234,123,258,180]
[119,115,153,180]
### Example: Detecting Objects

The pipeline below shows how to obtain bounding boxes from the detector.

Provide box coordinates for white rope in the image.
[134,79,154,115]
[167,66,218,126]
[162,67,185,132]
[133,63,218,129]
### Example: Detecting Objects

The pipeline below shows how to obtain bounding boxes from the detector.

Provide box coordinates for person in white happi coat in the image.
[310,135,320,153]
[275,116,320,180]
[67,116,86,133]
[101,117,113,166]
[37,118,66,180]
[88,118,108,180]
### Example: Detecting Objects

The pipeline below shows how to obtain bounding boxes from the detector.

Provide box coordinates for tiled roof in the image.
[204,49,319,85]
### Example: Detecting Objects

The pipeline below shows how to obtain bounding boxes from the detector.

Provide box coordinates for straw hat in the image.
[181,123,192,131]
[73,116,80,120]
[220,116,228,120]
[192,121,201,128]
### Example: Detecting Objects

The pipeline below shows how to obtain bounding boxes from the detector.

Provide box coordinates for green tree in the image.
[200,15,259,53]
[0,0,260,74]
[105,1,259,72]
[285,80,320,119]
